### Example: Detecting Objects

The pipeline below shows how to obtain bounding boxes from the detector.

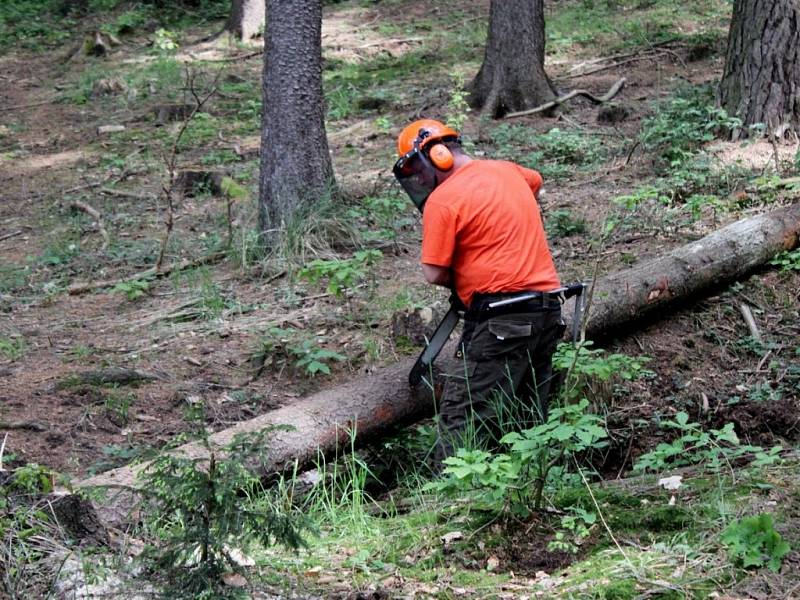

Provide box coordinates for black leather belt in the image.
[467,289,564,320]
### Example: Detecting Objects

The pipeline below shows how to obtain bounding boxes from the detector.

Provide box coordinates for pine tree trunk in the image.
[258,0,336,247]
[719,0,800,139]
[226,0,265,41]
[467,0,557,118]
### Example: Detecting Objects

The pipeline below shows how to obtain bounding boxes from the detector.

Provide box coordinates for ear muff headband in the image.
[428,143,454,171]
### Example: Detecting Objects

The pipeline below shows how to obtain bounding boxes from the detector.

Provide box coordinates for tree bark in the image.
[467,0,557,118]
[580,203,800,338]
[78,204,800,527]
[225,0,265,41]
[258,0,336,247]
[719,0,800,139]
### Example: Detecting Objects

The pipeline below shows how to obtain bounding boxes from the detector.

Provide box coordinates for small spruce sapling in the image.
[138,428,309,596]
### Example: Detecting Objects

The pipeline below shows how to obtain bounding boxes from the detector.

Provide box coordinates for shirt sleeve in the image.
[421,200,457,267]
[514,164,543,196]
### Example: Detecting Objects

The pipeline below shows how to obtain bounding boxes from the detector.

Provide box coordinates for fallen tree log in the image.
[77,204,800,525]
[573,203,800,339]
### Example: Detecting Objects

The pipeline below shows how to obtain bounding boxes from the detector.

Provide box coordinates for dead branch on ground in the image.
[505,78,626,120]
[739,303,762,343]
[0,231,23,242]
[66,251,227,295]
[68,200,110,250]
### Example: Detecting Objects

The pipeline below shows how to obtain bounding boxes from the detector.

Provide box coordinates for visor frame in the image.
[392,144,438,212]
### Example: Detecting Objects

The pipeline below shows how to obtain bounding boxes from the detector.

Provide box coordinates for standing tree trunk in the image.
[719,0,800,139]
[467,0,557,118]
[226,0,266,41]
[259,0,335,247]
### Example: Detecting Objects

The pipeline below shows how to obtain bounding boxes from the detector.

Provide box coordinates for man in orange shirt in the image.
[393,119,565,464]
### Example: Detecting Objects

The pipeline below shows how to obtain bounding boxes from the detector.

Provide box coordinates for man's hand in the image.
[422,263,452,287]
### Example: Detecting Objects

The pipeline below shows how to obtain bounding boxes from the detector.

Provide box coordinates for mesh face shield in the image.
[392,146,439,212]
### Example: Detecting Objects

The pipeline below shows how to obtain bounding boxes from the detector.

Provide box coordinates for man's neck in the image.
[437,154,473,184]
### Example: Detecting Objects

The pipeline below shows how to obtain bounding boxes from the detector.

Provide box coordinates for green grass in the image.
[0,336,26,361]
[546,0,731,56]
[490,124,614,181]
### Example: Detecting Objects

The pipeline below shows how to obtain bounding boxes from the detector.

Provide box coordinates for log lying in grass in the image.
[573,203,800,339]
[77,204,800,525]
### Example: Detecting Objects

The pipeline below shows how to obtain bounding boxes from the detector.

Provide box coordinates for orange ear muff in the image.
[428,143,454,171]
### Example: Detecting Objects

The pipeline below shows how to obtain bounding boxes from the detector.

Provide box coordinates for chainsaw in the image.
[408,283,588,387]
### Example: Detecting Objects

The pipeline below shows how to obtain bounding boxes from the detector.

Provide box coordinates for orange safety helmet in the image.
[397,119,459,168]
[393,119,460,211]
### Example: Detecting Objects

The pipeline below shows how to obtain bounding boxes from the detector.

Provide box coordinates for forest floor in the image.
[1,0,800,598]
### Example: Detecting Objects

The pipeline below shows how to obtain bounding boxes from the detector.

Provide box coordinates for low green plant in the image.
[640,84,741,169]
[769,248,800,272]
[293,340,346,376]
[39,237,80,266]
[0,264,28,293]
[153,28,179,52]
[299,249,382,297]
[253,327,346,377]
[553,341,652,403]
[430,399,608,517]
[633,412,782,474]
[546,209,587,238]
[721,513,790,572]
[0,462,61,597]
[88,443,151,475]
[491,125,607,177]
[347,195,412,245]
[548,507,597,554]
[137,429,309,596]
[111,278,151,300]
[305,427,379,533]
[0,337,25,361]
[103,390,134,426]
[446,71,470,132]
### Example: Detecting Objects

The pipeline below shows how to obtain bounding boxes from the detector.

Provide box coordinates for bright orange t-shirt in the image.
[421,160,561,308]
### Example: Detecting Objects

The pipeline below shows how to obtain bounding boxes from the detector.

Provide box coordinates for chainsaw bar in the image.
[408,304,461,387]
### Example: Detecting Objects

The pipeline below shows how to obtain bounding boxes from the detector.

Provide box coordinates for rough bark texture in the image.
[226,0,265,41]
[258,0,335,246]
[78,204,800,527]
[575,203,800,339]
[719,0,800,138]
[467,0,557,118]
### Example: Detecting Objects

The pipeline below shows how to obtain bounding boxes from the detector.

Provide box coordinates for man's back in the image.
[421,159,560,307]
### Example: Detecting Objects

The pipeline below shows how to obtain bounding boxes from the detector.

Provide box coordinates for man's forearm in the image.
[421,263,452,287]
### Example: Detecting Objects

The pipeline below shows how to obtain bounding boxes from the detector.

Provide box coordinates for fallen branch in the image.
[55,367,162,389]
[0,231,23,242]
[66,251,227,295]
[561,54,662,80]
[505,78,626,119]
[196,51,262,63]
[100,187,154,201]
[739,303,762,343]
[0,421,48,432]
[69,200,110,250]
[0,99,52,112]
[357,37,423,49]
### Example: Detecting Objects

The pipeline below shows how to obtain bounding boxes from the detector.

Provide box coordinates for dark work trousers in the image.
[434,306,565,465]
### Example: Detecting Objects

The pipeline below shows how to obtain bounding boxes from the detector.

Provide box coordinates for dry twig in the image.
[155,66,222,272]
[69,200,110,250]
[0,231,23,242]
[505,78,626,119]
[738,303,762,343]
[67,251,227,295]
